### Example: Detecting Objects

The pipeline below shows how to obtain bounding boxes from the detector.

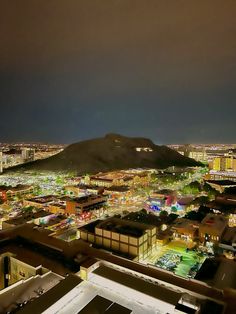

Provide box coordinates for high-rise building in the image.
[210,153,236,172]
[21,148,35,162]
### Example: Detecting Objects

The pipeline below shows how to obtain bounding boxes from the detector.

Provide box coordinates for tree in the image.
[159,210,168,217]
[168,213,179,223]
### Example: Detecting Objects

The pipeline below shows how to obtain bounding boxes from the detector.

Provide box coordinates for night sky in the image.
[0,1,235,144]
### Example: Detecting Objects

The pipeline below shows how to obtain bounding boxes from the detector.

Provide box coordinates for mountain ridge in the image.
[10,133,202,173]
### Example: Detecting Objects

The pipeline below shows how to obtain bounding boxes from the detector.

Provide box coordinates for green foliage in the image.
[22,206,34,212]
[181,181,201,195]
[193,196,209,205]
[159,210,168,217]
[171,207,178,213]
[184,206,213,222]
[167,213,179,223]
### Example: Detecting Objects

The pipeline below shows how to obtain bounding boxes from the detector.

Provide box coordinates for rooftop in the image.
[68,195,107,205]
[79,220,102,234]
[105,185,130,192]
[79,295,131,314]
[200,214,227,232]
[20,275,82,314]
[96,217,155,238]
[77,184,104,191]
[206,180,236,186]
[27,195,59,204]
[4,210,51,225]
[0,184,32,192]
[93,265,181,305]
[172,218,199,232]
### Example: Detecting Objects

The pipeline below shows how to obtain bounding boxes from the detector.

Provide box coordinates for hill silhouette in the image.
[12,134,202,173]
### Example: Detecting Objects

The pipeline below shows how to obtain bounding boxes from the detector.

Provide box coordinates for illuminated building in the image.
[65,184,104,197]
[17,259,226,314]
[177,145,208,162]
[210,154,236,172]
[23,195,60,209]
[228,213,236,227]
[2,210,52,230]
[219,226,236,255]
[21,148,35,162]
[104,185,131,204]
[146,190,177,211]
[79,217,156,260]
[206,180,236,193]
[199,214,227,243]
[79,261,225,314]
[65,195,107,215]
[0,270,62,313]
[0,224,233,313]
[211,157,221,171]
[0,252,50,289]
[0,185,34,200]
[189,149,208,162]
[24,194,107,218]
[206,171,236,182]
[171,218,199,241]
[82,170,151,188]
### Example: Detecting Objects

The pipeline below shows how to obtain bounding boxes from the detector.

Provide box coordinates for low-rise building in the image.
[199,214,228,243]
[219,227,236,255]
[0,252,51,290]
[81,169,151,188]
[65,194,107,215]
[23,195,59,209]
[171,218,199,241]
[104,185,131,203]
[79,217,156,260]
[65,184,104,197]
[209,155,236,172]
[2,210,52,230]
[206,180,236,193]
[205,171,236,182]
[0,185,34,201]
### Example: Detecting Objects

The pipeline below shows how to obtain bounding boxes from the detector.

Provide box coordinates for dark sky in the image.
[0,1,236,144]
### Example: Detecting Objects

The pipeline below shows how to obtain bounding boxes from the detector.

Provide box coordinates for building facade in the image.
[79,218,156,260]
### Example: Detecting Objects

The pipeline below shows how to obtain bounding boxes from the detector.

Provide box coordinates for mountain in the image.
[12,133,202,173]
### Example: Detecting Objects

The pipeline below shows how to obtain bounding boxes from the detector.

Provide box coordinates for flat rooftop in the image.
[0,271,62,313]
[200,214,227,232]
[206,180,236,186]
[4,210,51,225]
[77,184,104,191]
[68,195,107,204]
[220,227,236,245]
[105,185,130,192]
[27,195,58,204]
[93,265,181,306]
[78,295,131,314]
[43,215,67,227]
[0,244,71,275]
[91,171,132,180]
[21,275,155,314]
[96,218,155,238]
[0,184,32,192]
[20,275,82,314]
[79,220,102,234]
[172,218,199,231]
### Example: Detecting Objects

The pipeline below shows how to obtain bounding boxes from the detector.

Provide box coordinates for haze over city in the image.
[1,0,236,144]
